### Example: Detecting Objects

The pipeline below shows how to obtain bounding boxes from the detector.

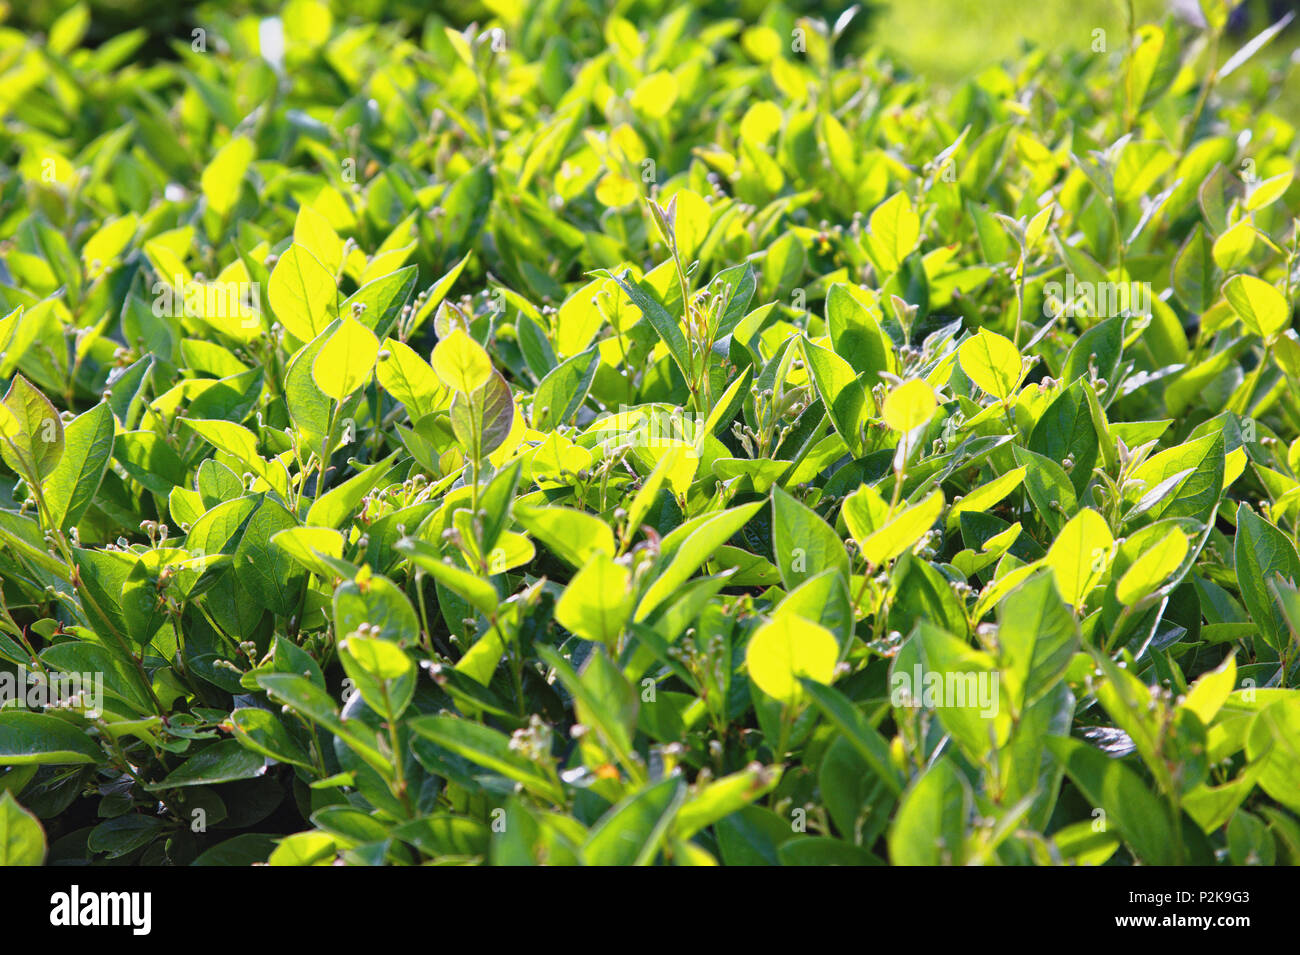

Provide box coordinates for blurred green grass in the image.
[868,0,1299,124]
[869,0,1276,78]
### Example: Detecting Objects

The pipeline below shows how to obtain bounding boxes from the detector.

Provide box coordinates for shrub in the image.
[0,0,1298,866]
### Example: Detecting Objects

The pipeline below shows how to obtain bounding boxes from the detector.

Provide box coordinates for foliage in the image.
[0,0,1299,867]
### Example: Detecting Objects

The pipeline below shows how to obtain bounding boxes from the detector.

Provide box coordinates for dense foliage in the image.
[0,0,1299,866]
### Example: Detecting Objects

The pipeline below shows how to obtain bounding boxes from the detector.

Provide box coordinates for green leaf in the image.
[431,327,492,393]
[41,641,154,717]
[397,536,499,616]
[191,833,278,866]
[1245,696,1300,814]
[826,283,890,380]
[881,379,937,433]
[186,495,259,557]
[293,204,343,276]
[0,791,46,865]
[0,375,64,483]
[1127,430,1224,524]
[268,243,337,342]
[408,715,564,804]
[376,339,445,420]
[1045,508,1114,607]
[996,570,1078,714]
[42,401,113,530]
[0,712,104,765]
[234,497,306,616]
[1116,528,1189,604]
[256,673,389,776]
[554,551,634,648]
[306,451,400,529]
[850,489,944,567]
[1223,274,1290,339]
[533,349,599,431]
[338,633,416,721]
[488,799,584,865]
[1245,170,1293,211]
[745,612,838,705]
[450,369,514,461]
[958,329,1022,400]
[284,321,339,441]
[537,645,639,769]
[868,191,920,272]
[1048,736,1178,864]
[513,502,614,569]
[312,317,379,401]
[584,776,684,866]
[334,572,420,646]
[887,756,970,865]
[606,270,691,383]
[1212,220,1256,272]
[151,739,267,788]
[675,764,780,839]
[910,621,1010,758]
[228,708,314,770]
[801,680,904,796]
[1171,223,1217,313]
[1062,316,1124,394]
[1013,445,1077,535]
[801,337,868,456]
[271,525,344,578]
[201,136,254,217]
[268,830,337,866]
[780,836,882,866]
[1234,503,1300,652]
[946,466,1027,530]
[636,500,763,620]
[1028,380,1098,498]
[772,486,849,589]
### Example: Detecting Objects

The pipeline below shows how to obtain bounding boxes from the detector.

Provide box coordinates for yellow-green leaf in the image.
[201,137,254,217]
[1182,653,1236,725]
[293,204,343,276]
[868,191,920,273]
[1115,528,1189,604]
[958,328,1022,400]
[947,466,1028,529]
[376,339,445,420]
[269,243,337,343]
[312,318,379,401]
[1212,219,1257,272]
[630,71,679,119]
[1046,508,1114,607]
[882,379,937,432]
[1245,170,1293,211]
[746,613,838,705]
[0,791,46,864]
[596,173,639,208]
[0,375,64,483]
[554,551,634,649]
[431,327,492,394]
[271,526,345,578]
[1223,274,1289,339]
[855,490,945,566]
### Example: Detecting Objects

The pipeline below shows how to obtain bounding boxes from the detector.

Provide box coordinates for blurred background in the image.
[3,0,1296,80]
[873,0,1296,80]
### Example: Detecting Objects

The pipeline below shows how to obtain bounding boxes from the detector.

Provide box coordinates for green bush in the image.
[0,0,1298,866]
